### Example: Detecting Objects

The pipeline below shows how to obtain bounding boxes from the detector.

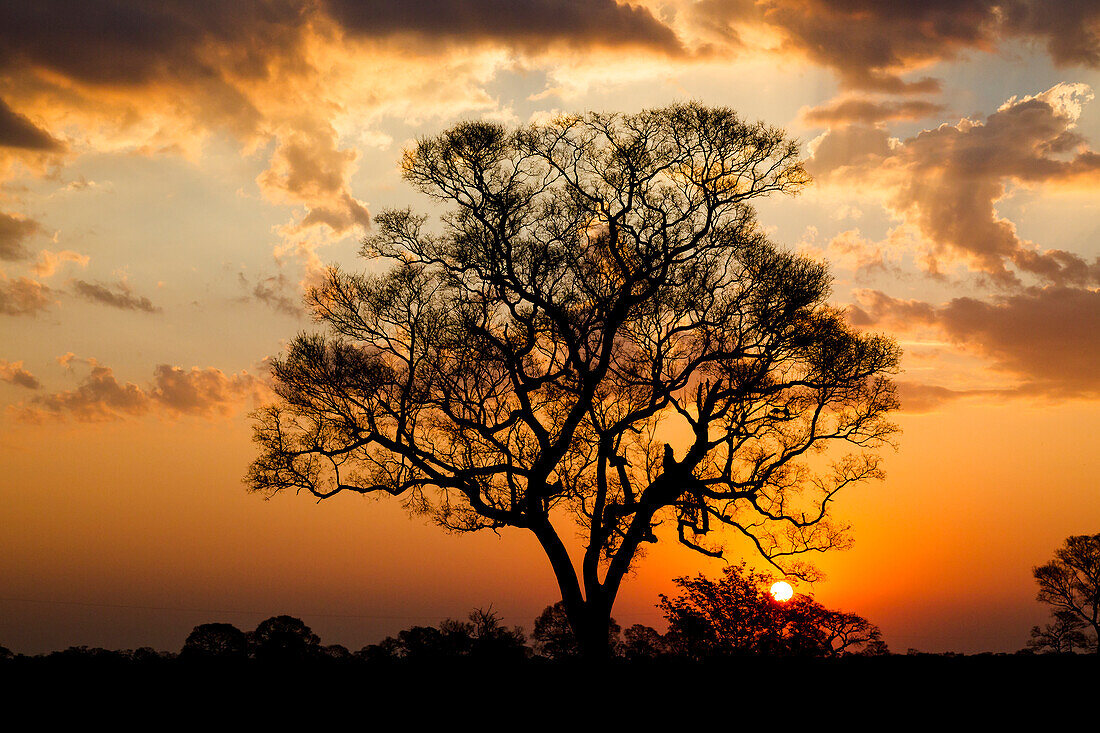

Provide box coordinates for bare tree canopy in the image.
[1033,533,1100,654]
[246,103,901,658]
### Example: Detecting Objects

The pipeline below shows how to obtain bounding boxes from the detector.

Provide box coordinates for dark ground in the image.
[2,654,1095,720]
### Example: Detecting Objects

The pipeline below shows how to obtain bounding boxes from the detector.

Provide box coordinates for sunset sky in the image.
[2,1,1099,655]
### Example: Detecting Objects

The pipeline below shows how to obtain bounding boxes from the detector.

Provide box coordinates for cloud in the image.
[805,124,896,178]
[684,1,1100,92]
[149,364,269,416]
[1001,0,1100,68]
[0,96,62,151]
[936,286,1100,393]
[801,98,945,126]
[33,249,89,278]
[798,227,908,281]
[809,83,1100,286]
[323,0,683,53]
[849,286,1100,399]
[0,359,40,389]
[0,212,42,261]
[237,271,302,316]
[892,382,995,414]
[0,1,676,271]
[71,279,160,312]
[0,1,681,93]
[0,2,310,136]
[847,289,937,330]
[257,119,371,237]
[0,273,52,316]
[0,1,679,150]
[17,357,269,422]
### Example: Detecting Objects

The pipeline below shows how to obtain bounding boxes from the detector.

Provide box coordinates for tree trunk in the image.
[570,596,614,662]
[567,585,620,660]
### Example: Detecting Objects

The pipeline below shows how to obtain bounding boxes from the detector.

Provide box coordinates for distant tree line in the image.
[0,565,892,664]
[4,534,1095,663]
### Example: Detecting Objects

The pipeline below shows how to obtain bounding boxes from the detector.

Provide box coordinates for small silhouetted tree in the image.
[466,607,528,661]
[356,636,401,664]
[127,647,166,663]
[320,643,352,660]
[784,597,887,657]
[360,608,527,662]
[247,103,900,659]
[181,623,249,659]
[621,624,668,660]
[250,615,321,662]
[394,625,453,661]
[1027,610,1092,654]
[660,562,885,658]
[1033,534,1100,654]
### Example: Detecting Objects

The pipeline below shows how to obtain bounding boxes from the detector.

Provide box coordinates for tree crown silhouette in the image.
[247,103,900,658]
[1033,533,1100,654]
[659,562,887,658]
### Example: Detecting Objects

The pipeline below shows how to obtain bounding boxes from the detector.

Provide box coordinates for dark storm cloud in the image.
[0,97,63,151]
[0,212,42,261]
[71,280,160,313]
[850,286,1100,398]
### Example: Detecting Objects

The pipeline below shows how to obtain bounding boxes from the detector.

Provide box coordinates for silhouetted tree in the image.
[320,643,352,660]
[0,645,13,662]
[466,607,528,661]
[249,615,321,662]
[1033,534,1100,654]
[533,601,621,660]
[181,622,249,659]
[1027,610,1092,654]
[356,636,401,664]
[360,608,527,662]
[661,562,782,658]
[784,597,887,657]
[126,647,166,663]
[247,103,900,658]
[48,646,125,663]
[660,562,885,658]
[394,625,452,661]
[621,624,669,660]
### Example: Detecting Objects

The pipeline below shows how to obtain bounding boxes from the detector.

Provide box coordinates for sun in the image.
[770,581,794,602]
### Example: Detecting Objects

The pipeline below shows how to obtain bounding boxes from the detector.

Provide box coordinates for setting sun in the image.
[770,582,794,602]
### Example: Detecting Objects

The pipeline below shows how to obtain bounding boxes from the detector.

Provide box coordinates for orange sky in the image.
[2,1,1099,655]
